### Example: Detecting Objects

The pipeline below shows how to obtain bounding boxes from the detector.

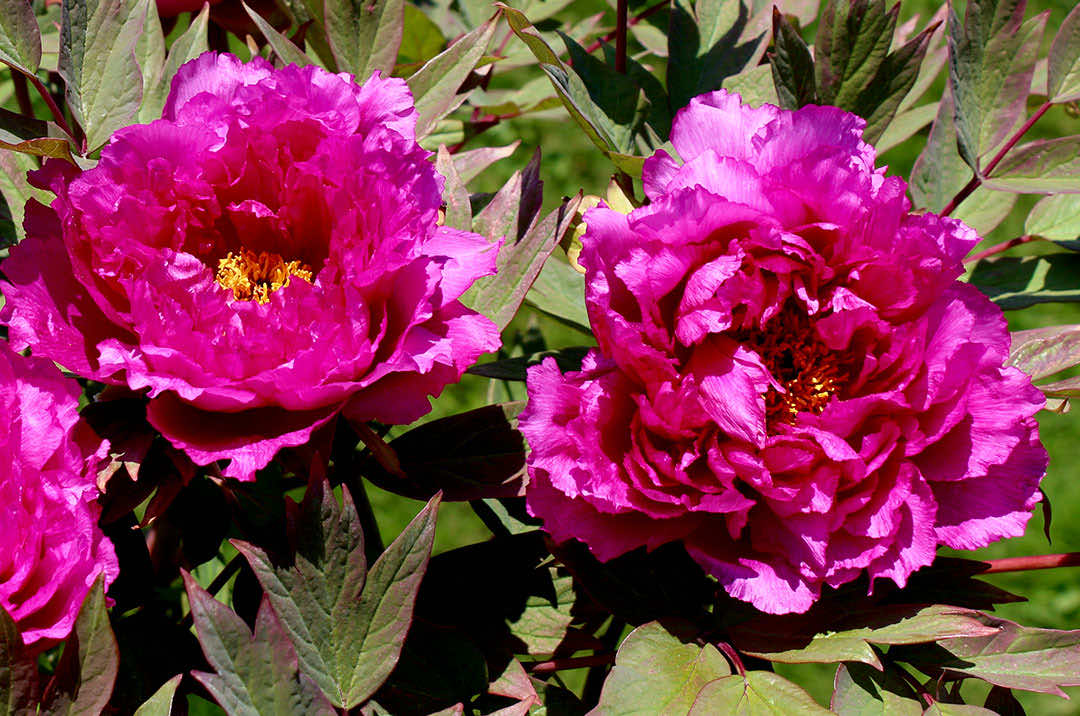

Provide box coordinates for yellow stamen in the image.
[736,309,849,425]
[215,249,313,304]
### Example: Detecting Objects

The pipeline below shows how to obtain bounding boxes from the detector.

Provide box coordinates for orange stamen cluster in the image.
[737,310,848,425]
[215,249,313,304]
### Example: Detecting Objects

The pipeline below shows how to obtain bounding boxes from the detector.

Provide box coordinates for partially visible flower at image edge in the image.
[1,52,502,480]
[0,341,117,651]
[519,90,1047,614]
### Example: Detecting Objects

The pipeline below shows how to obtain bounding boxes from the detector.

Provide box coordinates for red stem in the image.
[941,102,1052,217]
[527,653,615,673]
[981,552,1080,574]
[963,235,1036,264]
[584,0,668,55]
[615,0,628,73]
[12,72,33,118]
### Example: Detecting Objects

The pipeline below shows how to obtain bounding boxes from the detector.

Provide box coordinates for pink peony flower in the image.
[520,91,1047,614]
[0,341,118,650]
[1,53,501,480]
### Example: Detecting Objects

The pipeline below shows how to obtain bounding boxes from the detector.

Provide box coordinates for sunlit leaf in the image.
[1026,193,1080,242]
[138,3,208,122]
[0,0,41,74]
[900,615,1080,697]
[408,15,496,138]
[324,0,404,81]
[243,2,315,69]
[1009,324,1080,380]
[60,0,146,151]
[687,671,833,715]
[592,621,730,716]
[832,663,922,716]
[948,0,1043,170]
[733,604,998,669]
[985,136,1080,193]
[1047,2,1080,103]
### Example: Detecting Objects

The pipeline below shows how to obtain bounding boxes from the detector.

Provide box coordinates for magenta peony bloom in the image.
[0,342,118,650]
[520,91,1047,614]
[2,53,501,480]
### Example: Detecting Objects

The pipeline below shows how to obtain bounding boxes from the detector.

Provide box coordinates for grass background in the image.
[365,0,1080,711]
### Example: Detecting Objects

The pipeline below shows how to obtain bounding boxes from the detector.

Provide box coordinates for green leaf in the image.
[463,150,583,329]
[816,0,898,108]
[1009,324,1080,380]
[185,574,337,716]
[0,604,37,716]
[984,136,1080,193]
[359,403,527,502]
[524,249,589,333]
[855,20,939,145]
[324,0,404,81]
[42,577,119,715]
[500,4,646,171]
[732,604,998,669]
[451,141,519,184]
[435,146,470,231]
[1026,194,1080,241]
[562,32,650,154]
[948,0,1042,170]
[969,254,1080,309]
[1035,374,1080,398]
[138,3,208,122]
[592,621,730,716]
[1047,1,1080,102]
[0,0,41,73]
[243,2,315,69]
[687,671,833,715]
[875,101,938,153]
[0,144,50,242]
[395,3,444,75]
[133,674,183,716]
[770,7,817,109]
[133,0,164,107]
[408,15,496,139]
[233,479,439,708]
[951,186,1017,237]
[909,89,971,212]
[902,615,1080,697]
[468,347,591,382]
[722,63,779,108]
[667,0,767,111]
[922,704,997,716]
[60,0,146,151]
[832,663,922,716]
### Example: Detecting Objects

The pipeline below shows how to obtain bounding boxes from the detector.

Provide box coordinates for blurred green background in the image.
[364,0,1080,711]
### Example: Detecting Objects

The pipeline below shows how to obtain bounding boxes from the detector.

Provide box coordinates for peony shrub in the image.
[1,53,501,481]
[520,91,1048,614]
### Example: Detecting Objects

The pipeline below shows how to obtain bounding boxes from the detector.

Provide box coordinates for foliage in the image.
[0,0,1079,713]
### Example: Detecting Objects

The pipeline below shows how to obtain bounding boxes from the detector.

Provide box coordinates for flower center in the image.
[737,311,848,425]
[215,249,313,304]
